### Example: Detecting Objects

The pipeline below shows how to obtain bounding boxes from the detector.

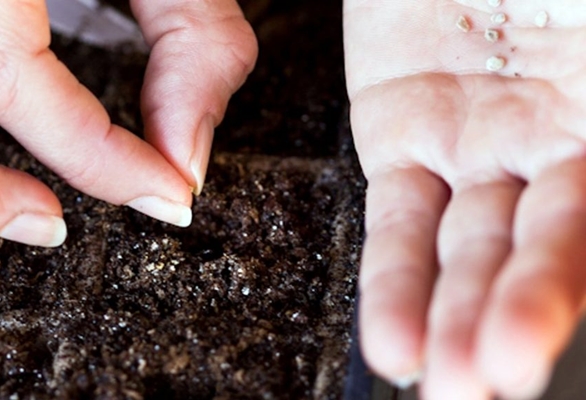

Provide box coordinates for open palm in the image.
[345,1,586,399]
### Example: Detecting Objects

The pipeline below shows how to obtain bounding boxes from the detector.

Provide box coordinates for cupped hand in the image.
[345,1,586,399]
[0,0,257,247]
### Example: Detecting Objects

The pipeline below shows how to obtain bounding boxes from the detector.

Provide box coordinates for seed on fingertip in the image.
[487,0,502,7]
[456,15,471,32]
[490,12,507,25]
[486,56,506,71]
[484,29,499,42]
[535,11,549,28]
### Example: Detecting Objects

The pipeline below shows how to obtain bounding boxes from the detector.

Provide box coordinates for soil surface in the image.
[0,1,366,399]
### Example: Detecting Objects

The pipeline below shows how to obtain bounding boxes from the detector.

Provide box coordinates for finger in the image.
[359,166,449,387]
[0,1,192,227]
[423,181,523,400]
[477,159,586,400]
[130,0,258,194]
[0,166,66,247]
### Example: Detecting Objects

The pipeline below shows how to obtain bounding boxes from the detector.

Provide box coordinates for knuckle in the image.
[59,126,130,199]
[0,49,19,120]
[61,160,102,193]
[214,17,258,91]
[1,1,50,52]
[0,0,51,121]
[169,10,258,83]
[226,19,258,77]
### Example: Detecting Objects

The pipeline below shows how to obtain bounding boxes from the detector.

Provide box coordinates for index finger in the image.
[0,0,193,226]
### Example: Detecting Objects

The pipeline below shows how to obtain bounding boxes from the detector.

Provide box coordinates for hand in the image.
[345,1,586,399]
[0,0,257,247]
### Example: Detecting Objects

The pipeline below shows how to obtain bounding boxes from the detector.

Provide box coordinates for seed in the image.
[535,11,549,28]
[487,0,502,7]
[484,29,499,42]
[490,13,507,25]
[456,15,471,32]
[486,56,506,71]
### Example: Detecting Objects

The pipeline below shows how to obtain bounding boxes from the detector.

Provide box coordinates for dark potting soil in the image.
[0,0,365,399]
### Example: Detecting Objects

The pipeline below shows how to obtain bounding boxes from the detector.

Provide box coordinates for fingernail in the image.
[190,115,214,196]
[125,196,192,227]
[509,362,552,400]
[392,369,423,389]
[0,213,67,247]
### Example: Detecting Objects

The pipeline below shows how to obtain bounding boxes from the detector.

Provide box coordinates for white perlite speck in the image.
[487,0,502,7]
[491,13,507,25]
[484,29,499,42]
[486,56,506,71]
[456,15,471,32]
[535,11,549,28]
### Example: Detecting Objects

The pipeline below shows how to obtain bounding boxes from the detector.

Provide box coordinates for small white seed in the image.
[490,13,507,25]
[484,29,499,42]
[487,0,502,7]
[535,11,549,28]
[456,15,471,32]
[486,56,506,71]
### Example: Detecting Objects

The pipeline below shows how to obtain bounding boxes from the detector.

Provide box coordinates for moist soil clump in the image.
[0,0,365,399]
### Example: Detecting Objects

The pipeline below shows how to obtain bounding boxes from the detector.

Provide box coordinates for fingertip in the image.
[508,363,552,400]
[477,345,551,400]
[476,293,562,400]
[125,195,193,227]
[0,213,67,248]
[359,320,424,385]
[141,99,215,196]
[359,278,426,383]
[421,370,491,400]
[0,167,66,247]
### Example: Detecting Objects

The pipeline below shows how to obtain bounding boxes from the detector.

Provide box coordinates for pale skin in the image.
[1,0,585,399]
[345,0,586,399]
[0,0,257,246]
